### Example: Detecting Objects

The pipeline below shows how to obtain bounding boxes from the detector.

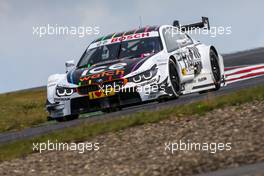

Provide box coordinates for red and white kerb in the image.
[225,64,264,84]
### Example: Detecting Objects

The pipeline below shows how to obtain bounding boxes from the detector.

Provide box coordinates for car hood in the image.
[67,54,155,85]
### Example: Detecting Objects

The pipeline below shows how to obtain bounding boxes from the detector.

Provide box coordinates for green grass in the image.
[0,89,48,132]
[0,85,264,162]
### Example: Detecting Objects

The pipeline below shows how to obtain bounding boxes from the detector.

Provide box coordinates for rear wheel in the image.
[199,50,221,94]
[157,95,170,103]
[169,58,181,97]
[210,50,221,90]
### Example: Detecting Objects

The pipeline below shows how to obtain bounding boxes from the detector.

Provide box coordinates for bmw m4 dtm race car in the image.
[46,17,226,121]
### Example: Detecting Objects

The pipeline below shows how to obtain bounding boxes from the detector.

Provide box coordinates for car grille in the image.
[77,80,125,95]
[77,85,99,95]
[71,96,90,114]
[102,79,124,88]
[71,91,142,114]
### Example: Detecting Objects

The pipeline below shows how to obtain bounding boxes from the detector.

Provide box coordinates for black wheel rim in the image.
[169,62,180,93]
[210,53,221,83]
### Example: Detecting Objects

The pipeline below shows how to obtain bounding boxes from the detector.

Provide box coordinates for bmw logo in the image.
[97,79,103,83]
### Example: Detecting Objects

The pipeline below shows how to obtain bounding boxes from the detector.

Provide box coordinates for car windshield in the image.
[77,37,162,68]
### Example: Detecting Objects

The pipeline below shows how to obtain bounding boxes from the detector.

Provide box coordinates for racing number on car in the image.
[181,46,202,73]
[188,46,201,58]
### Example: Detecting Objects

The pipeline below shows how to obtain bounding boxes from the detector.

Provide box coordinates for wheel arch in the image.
[210,46,218,57]
[169,55,177,64]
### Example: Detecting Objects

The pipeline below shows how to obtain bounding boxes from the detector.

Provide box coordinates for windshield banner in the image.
[88,31,159,49]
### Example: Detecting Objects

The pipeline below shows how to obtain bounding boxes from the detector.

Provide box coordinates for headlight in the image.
[131,64,158,83]
[56,86,76,97]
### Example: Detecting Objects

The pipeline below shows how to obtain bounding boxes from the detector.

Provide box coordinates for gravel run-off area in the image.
[0,100,264,176]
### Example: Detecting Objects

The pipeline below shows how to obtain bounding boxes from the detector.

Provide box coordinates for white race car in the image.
[46,17,225,121]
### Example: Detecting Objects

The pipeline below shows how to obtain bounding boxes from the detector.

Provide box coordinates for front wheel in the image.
[55,114,79,122]
[101,107,122,113]
[169,58,181,97]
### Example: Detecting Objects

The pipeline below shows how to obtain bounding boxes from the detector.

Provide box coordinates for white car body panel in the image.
[46,24,226,119]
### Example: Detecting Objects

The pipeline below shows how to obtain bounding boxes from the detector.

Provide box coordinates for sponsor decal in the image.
[88,63,127,74]
[198,77,207,82]
[88,31,159,49]
[80,69,125,82]
[187,46,201,58]
[80,63,127,82]
[81,70,89,77]
[111,32,150,43]
[178,46,202,74]
[88,88,115,100]
[54,97,70,101]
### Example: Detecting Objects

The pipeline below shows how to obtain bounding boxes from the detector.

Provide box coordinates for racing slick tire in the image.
[169,58,181,98]
[210,50,221,91]
[199,49,221,94]
[101,107,122,113]
[55,114,79,122]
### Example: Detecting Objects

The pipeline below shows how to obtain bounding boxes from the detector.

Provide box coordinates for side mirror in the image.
[65,60,75,73]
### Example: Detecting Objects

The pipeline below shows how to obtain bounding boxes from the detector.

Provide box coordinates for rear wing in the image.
[173,17,210,31]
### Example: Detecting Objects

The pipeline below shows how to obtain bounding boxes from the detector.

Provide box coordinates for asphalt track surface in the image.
[2,75,264,144]
[1,48,264,176]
